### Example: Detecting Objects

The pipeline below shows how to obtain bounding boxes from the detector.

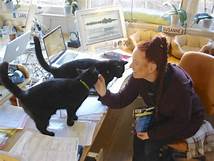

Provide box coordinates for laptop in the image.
[0,31,31,63]
[43,26,78,67]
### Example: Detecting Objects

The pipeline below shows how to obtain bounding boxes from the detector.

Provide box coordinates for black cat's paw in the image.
[73,115,78,120]
[48,131,55,136]
[42,131,55,136]
[67,119,74,126]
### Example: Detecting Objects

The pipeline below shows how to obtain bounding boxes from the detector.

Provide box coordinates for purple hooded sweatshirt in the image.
[99,64,204,143]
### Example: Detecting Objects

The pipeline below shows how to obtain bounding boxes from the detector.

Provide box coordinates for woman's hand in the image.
[95,74,107,97]
[137,132,149,140]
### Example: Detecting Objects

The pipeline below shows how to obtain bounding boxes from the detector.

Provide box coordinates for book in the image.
[133,107,155,132]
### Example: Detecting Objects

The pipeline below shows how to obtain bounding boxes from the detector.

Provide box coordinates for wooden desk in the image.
[79,113,106,161]
[3,115,106,161]
[2,96,107,161]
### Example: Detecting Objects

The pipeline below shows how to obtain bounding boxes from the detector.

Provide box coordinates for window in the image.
[90,0,181,13]
[197,0,214,15]
[20,0,65,7]
[89,0,182,25]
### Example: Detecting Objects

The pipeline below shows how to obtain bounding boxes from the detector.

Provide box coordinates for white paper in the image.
[0,132,8,147]
[76,96,107,116]
[78,113,104,121]
[54,96,107,120]
[0,87,11,100]
[0,104,28,129]
[0,150,26,161]
[10,131,79,161]
[48,118,97,146]
[25,116,97,146]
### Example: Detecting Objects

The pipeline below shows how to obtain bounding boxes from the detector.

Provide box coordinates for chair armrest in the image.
[168,141,188,152]
[171,40,185,59]
[175,35,186,46]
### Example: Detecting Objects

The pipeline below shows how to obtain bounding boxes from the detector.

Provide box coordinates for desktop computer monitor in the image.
[75,6,127,52]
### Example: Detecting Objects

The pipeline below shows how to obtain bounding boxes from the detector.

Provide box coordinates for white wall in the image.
[36,14,76,33]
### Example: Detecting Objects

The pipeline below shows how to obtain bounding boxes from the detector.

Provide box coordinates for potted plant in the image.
[64,0,78,15]
[163,2,187,27]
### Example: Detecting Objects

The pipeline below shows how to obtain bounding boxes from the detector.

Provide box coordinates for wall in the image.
[36,14,76,33]
[34,0,90,33]
[35,10,76,33]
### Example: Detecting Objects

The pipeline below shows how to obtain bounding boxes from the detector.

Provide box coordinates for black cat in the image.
[0,62,99,136]
[34,36,127,85]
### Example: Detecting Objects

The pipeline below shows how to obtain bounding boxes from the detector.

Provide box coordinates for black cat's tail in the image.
[0,62,24,99]
[33,36,56,73]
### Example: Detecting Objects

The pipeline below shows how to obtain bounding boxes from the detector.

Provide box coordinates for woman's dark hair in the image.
[137,36,168,106]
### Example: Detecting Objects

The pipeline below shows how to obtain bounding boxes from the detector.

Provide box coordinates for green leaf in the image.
[178,9,187,26]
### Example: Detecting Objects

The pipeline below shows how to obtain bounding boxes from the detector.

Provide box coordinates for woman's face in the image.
[130,48,157,79]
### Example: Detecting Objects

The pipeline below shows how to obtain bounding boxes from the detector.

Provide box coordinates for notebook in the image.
[0,31,31,63]
[43,26,78,67]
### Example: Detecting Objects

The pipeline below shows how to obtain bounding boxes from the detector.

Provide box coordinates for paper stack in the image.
[10,130,79,161]
[0,150,26,161]
[0,132,8,149]
[77,96,107,121]
[0,104,28,149]
[55,96,107,121]
[0,104,28,129]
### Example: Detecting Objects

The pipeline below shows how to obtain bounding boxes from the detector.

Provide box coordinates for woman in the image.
[95,36,204,161]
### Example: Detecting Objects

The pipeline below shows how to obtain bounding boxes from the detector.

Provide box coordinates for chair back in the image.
[179,51,214,115]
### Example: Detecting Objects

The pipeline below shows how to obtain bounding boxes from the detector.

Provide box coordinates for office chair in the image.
[166,51,214,161]
[171,35,211,59]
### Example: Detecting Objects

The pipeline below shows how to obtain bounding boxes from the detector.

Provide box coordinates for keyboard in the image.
[53,51,78,67]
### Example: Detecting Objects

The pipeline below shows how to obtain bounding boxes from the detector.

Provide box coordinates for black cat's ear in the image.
[122,60,128,65]
[76,68,81,74]
[89,66,99,74]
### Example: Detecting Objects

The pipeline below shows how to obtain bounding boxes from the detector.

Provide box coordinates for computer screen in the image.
[43,26,66,59]
[75,6,127,51]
